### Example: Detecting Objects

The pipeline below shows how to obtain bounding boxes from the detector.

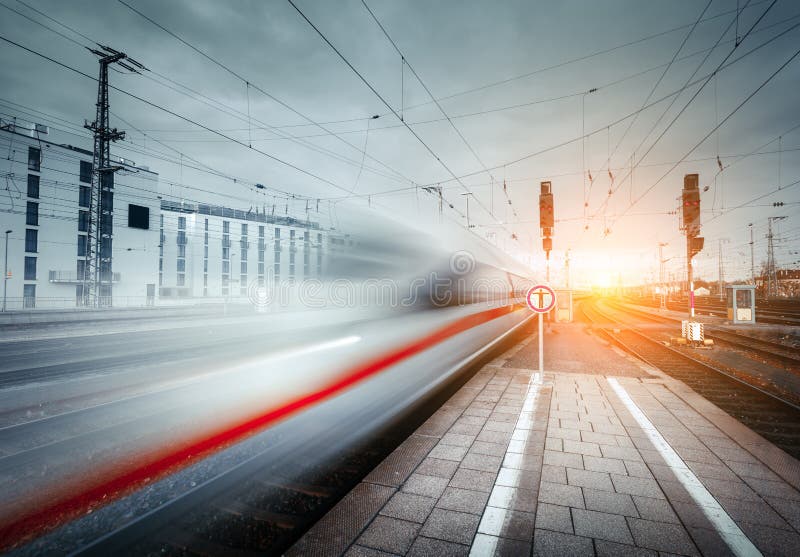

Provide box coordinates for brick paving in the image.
[288,322,800,556]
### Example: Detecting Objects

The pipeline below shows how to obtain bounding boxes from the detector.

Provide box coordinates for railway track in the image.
[629,296,800,326]
[580,299,800,461]
[63,319,533,557]
[603,299,800,370]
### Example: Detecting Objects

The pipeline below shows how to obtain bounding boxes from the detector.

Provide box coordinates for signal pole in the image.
[749,223,755,285]
[766,216,786,298]
[658,242,668,310]
[82,46,145,307]
[717,238,729,301]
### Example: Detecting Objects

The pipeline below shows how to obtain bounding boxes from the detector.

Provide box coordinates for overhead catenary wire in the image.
[115,0,414,187]
[285,0,481,225]
[3,0,412,187]
[600,0,714,183]
[610,43,800,230]
[0,34,370,199]
[411,13,799,190]
[368,0,774,121]
[595,0,774,222]
[359,0,517,228]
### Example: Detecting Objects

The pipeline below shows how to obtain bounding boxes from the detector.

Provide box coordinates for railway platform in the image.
[288,321,800,556]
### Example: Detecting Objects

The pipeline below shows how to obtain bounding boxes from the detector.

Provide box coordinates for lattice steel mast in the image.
[82,46,144,306]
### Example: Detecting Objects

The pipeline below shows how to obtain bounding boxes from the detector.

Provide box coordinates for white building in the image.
[158,200,331,300]
[1,122,160,309]
[1,120,342,310]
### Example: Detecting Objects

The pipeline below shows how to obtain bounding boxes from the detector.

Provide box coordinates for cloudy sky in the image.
[1,0,798,285]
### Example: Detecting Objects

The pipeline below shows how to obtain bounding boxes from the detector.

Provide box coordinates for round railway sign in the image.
[526,284,556,313]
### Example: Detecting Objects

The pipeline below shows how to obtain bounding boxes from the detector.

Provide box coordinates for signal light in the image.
[773,202,784,207]
[539,181,554,230]
[542,237,552,252]
[682,173,701,235]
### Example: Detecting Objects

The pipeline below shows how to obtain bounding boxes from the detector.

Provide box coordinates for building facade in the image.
[1,123,160,309]
[158,201,330,300]
[1,122,341,310]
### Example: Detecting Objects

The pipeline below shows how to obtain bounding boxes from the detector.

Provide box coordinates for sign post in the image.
[526,284,556,374]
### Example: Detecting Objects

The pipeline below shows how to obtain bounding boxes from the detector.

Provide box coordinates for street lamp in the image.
[3,229,11,312]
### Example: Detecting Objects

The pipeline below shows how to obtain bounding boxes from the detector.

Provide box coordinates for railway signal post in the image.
[526,284,556,373]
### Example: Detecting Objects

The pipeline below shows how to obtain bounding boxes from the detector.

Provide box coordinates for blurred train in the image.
[3,205,539,551]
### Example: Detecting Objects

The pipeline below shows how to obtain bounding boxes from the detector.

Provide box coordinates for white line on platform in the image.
[607,377,762,557]
[470,372,542,556]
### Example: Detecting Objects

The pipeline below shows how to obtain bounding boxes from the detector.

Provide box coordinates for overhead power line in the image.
[596,0,776,220]
[359,0,517,227]
[115,0,413,189]
[3,0,409,187]
[414,15,800,188]
[0,33,363,198]
[610,42,800,229]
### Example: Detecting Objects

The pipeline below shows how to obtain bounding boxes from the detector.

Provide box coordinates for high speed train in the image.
[2,205,538,551]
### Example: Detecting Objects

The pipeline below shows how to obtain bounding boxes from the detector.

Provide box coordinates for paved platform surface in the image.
[288,322,800,556]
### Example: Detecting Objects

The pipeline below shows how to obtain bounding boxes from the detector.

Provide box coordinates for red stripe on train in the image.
[0,304,524,550]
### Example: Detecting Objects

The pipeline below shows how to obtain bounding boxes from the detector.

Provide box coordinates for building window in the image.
[258,249,264,262]
[24,256,37,280]
[26,202,38,226]
[159,258,163,272]
[177,273,185,286]
[223,220,229,233]
[23,284,36,308]
[80,160,92,183]
[79,186,90,208]
[274,263,280,278]
[275,228,281,239]
[204,246,208,259]
[240,261,247,274]
[259,226,264,237]
[27,175,39,198]
[222,260,230,274]
[203,274,208,287]
[203,260,208,273]
[177,259,185,272]
[178,244,186,258]
[25,229,38,253]
[241,249,247,261]
[177,231,187,245]
[258,262,265,275]
[222,247,230,260]
[77,235,87,257]
[78,210,88,232]
[128,204,150,229]
[241,223,247,236]
[77,259,86,280]
[204,219,208,231]
[274,250,280,263]
[178,216,186,230]
[28,147,40,172]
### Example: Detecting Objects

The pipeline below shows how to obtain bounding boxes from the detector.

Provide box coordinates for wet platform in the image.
[287,322,800,556]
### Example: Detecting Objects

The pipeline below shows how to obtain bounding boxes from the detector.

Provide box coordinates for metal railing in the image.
[49,271,121,283]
